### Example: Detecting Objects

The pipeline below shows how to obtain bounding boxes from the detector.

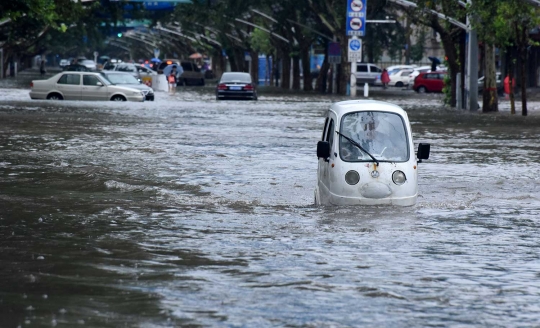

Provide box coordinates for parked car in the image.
[63,64,91,72]
[407,65,446,87]
[59,59,70,69]
[156,59,181,73]
[100,71,155,101]
[29,71,145,102]
[216,72,257,101]
[388,69,414,87]
[315,100,430,206]
[386,65,417,76]
[78,59,97,71]
[413,71,447,93]
[178,61,205,86]
[103,63,150,82]
[354,63,382,85]
[478,72,503,95]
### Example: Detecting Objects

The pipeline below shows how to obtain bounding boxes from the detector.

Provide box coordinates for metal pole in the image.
[332,37,337,94]
[351,60,357,97]
[466,0,478,111]
[0,48,3,79]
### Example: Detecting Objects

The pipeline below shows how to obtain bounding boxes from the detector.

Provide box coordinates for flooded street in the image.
[1,87,540,327]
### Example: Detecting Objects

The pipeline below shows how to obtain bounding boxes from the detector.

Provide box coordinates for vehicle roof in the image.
[329,100,408,118]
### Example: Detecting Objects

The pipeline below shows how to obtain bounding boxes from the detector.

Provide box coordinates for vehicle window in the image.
[339,111,409,162]
[137,66,151,73]
[58,74,80,85]
[103,73,139,84]
[372,66,382,73]
[326,119,335,151]
[83,75,101,86]
[220,73,251,83]
[401,70,412,76]
[357,65,368,72]
[181,62,192,71]
[117,65,135,73]
[425,73,437,79]
[322,117,329,141]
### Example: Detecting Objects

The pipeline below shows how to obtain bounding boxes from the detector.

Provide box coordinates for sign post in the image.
[348,37,362,97]
[93,51,99,64]
[347,0,367,97]
[0,48,3,79]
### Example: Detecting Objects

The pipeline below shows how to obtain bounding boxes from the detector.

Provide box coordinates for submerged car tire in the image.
[417,86,427,93]
[200,79,205,86]
[111,95,126,102]
[47,93,63,100]
[395,82,404,88]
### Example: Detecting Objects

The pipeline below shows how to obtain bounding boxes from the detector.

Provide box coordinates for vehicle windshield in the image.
[103,73,139,85]
[339,111,409,162]
[220,73,251,83]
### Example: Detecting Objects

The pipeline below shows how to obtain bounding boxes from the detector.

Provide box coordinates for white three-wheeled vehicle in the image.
[315,100,430,206]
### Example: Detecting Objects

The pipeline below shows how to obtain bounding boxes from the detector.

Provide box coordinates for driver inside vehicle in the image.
[340,112,407,162]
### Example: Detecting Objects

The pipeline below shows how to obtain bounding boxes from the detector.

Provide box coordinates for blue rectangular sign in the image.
[346,0,367,37]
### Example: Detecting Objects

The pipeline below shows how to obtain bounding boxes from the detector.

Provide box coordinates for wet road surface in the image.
[1,87,540,327]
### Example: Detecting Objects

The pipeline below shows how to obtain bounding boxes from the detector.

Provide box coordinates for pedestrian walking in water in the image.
[381,68,390,89]
[168,66,178,93]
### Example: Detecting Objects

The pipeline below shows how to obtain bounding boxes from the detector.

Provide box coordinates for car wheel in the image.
[47,93,63,100]
[111,95,126,101]
[396,82,404,88]
[418,86,427,93]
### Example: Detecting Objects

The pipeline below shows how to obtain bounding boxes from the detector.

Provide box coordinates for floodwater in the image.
[1,87,539,327]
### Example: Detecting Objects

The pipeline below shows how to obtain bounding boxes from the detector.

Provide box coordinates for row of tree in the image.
[1,0,539,115]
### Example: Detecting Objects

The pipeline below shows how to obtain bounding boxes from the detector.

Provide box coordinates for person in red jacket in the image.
[381,68,390,89]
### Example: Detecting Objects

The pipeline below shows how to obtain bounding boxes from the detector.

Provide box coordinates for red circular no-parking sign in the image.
[351,0,363,12]
[350,17,362,30]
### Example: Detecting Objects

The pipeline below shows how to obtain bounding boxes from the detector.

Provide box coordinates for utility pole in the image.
[466,0,478,111]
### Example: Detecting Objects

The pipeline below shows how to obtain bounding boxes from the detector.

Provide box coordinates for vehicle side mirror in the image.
[417,143,430,163]
[317,141,330,161]
[96,81,103,86]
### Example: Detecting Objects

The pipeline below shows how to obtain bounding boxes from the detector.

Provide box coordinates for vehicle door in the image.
[81,74,107,101]
[435,73,445,91]
[56,73,82,100]
[370,65,382,83]
[318,113,336,196]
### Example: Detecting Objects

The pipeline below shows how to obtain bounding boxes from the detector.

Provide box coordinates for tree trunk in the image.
[315,42,329,93]
[292,55,300,90]
[482,43,498,113]
[519,27,528,116]
[301,49,313,91]
[507,48,516,115]
[439,32,459,107]
[250,50,259,86]
[281,55,291,90]
[338,37,349,95]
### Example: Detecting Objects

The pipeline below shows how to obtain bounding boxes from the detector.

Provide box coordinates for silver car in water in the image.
[29,72,145,102]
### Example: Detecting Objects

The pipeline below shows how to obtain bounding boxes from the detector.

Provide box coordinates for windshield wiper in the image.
[335,130,379,166]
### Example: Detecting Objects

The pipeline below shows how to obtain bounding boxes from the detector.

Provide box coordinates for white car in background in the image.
[29,71,145,102]
[389,69,414,87]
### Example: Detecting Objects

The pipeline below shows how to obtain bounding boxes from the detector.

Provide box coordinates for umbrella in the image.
[189,53,203,59]
[428,56,441,65]
[150,57,161,63]
[162,64,179,77]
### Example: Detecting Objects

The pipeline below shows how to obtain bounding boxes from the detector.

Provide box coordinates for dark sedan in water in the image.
[216,72,257,100]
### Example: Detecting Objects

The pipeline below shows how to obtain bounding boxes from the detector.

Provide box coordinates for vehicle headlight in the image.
[345,170,360,185]
[392,170,406,185]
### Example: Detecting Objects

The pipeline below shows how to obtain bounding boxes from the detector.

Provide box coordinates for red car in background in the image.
[413,71,446,93]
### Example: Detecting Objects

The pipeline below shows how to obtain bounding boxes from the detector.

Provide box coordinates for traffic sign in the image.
[328,42,341,64]
[348,38,362,62]
[346,0,367,37]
